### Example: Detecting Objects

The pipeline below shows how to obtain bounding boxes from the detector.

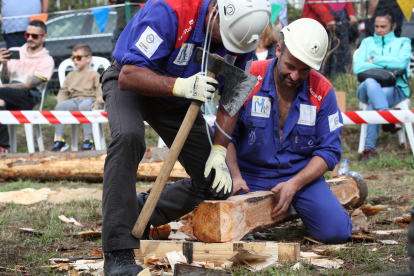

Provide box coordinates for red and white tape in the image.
[0,111,218,126]
[342,110,414,125]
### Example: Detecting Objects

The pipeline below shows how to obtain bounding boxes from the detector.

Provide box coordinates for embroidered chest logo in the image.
[297,104,316,126]
[173,43,195,66]
[248,128,256,145]
[251,96,271,118]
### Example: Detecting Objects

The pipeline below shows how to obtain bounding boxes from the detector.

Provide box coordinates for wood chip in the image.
[394,214,411,223]
[168,221,184,230]
[350,232,375,241]
[303,237,323,244]
[165,251,187,271]
[379,240,399,245]
[58,215,85,227]
[305,258,344,269]
[371,229,406,235]
[168,231,197,241]
[137,268,151,276]
[227,248,271,263]
[358,204,388,216]
[291,262,303,270]
[300,252,323,259]
[68,230,102,237]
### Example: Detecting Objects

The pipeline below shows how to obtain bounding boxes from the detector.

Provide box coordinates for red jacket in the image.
[301,0,355,28]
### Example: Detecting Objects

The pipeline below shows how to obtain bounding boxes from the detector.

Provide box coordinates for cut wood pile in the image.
[0,148,188,182]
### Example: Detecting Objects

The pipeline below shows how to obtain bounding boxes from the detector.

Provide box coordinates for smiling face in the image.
[275,43,311,89]
[374,16,396,37]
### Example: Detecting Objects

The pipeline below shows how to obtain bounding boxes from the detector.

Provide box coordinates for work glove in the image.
[204,145,232,198]
[172,72,218,102]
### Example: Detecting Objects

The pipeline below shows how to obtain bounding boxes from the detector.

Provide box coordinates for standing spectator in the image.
[1,0,49,48]
[302,0,357,77]
[108,0,146,52]
[254,22,278,61]
[0,20,54,153]
[52,44,104,152]
[353,10,411,163]
[365,0,404,37]
[270,0,287,41]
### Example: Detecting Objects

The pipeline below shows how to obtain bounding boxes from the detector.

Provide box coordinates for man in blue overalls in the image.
[100,0,271,274]
[227,18,353,244]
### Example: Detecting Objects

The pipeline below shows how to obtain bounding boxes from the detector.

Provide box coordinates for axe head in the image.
[193,47,257,117]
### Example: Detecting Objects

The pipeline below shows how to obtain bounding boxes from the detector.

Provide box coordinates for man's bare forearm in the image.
[118,65,176,97]
[226,142,242,179]
[213,105,238,148]
[289,156,329,192]
[1,64,10,84]
[1,75,43,90]
[367,0,379,17]
[42,0,50,13]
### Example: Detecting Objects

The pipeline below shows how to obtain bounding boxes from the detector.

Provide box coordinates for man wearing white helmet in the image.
[227,18,352,243]
[100,0,271,274]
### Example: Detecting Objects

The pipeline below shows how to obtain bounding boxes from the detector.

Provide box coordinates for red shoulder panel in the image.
[162,0,204,48]
[307,70,333,111]
[243,59,272,109]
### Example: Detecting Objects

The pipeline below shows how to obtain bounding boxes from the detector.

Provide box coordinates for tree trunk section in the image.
[191,176,367,243]
[0,148,189,182]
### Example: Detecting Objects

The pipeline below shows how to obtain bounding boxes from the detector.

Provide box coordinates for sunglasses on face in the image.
[24,32,44,40]
[70,55,89,61]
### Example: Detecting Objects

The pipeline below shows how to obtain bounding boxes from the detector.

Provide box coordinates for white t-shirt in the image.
[255,50,268,61]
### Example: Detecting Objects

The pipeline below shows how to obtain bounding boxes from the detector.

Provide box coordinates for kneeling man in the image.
[226,18,352,243]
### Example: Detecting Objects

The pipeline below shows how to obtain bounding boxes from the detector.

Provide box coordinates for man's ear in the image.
[275,43,282,58]
[42,34,48,42]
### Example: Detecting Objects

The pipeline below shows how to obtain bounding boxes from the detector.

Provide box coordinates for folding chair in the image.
[358,98,414,156]
[57,56,110,151]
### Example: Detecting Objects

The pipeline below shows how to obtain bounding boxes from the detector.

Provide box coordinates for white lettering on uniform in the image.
[178,19,195,41]
[136,26,163,58]
[308,84,322,101]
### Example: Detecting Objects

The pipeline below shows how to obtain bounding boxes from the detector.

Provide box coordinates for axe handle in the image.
[132,70,216,239]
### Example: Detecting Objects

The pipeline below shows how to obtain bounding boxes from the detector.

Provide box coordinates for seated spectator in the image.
[302,0,357,77]
[253,22,278,61]
[353,9,411,163]
[52,44,104,152]
[0,20,54,153]
[365,0,404,38]
[227,19,352,244]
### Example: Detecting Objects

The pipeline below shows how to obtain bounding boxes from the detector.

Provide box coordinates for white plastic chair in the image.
[358,98,414,155]
[56,56,110,151]
[9,85,47,153]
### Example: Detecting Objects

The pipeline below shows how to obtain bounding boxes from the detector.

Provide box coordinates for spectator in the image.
[365,0,404,38]
[253,22,278,61]
[108,0,146,52]
[52,44,104,152]
[1,0,49,48]
[302,0,357,78]
[0,20,54,153]
[270,0,287,41]
[353,9,411,163]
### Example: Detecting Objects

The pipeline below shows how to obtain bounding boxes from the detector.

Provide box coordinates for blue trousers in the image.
[239,173,352,243]
[357,78,407,150]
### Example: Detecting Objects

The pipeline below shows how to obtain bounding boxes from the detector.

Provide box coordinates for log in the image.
[0,148,189,182]
[134,240,300,266]
[327,175,368,208]
[190,176,367,243]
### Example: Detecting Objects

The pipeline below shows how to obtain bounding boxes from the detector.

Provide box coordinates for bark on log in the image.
[0,148,189,182]
[190,176,367,243]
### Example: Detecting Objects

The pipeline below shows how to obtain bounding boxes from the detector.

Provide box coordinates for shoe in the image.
[0,146,8,153]
[82,139,94,151]
[103,249,143,276]
[52,140,69,152]
[361,148,375,164]
[382,123,401,134]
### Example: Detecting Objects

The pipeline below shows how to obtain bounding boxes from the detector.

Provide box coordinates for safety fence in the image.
[1,110,414,125]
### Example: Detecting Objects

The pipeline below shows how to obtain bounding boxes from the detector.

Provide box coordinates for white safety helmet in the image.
[281,18,328,70]
[218,0,272,54]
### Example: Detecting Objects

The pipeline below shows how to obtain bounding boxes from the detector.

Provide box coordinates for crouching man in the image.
[227,18,352,243]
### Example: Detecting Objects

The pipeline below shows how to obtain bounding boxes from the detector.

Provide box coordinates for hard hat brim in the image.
[220,30,258,54]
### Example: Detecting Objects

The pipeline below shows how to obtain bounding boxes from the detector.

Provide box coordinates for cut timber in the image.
[134,240,299,266]
[192,191,298,243]
[173,264,230,276]
[0,148,189,182]
[327,175,368,208]
[191,176,367,243]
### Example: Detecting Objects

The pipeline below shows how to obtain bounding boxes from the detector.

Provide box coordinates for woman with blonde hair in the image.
[254,22,278,61]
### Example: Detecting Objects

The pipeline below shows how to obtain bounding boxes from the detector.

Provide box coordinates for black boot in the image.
[103,249,143,276]
[137,193,151,240]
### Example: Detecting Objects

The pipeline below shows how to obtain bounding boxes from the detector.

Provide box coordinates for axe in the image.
[132,47,258,238]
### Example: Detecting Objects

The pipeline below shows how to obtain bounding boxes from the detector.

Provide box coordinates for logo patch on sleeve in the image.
[136,26,163,59]
[298,104,316,126]
[173,43,195,66]
[328,111,343,132]
[251,96,271,118]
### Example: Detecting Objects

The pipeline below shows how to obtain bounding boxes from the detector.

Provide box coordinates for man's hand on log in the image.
[231,177,250,196]
[271,181,296,218]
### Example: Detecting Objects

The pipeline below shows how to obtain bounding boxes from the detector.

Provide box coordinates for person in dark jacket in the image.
[253,22,278,61]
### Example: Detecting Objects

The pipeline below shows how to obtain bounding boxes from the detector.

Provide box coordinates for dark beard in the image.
[276,59,304,89]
